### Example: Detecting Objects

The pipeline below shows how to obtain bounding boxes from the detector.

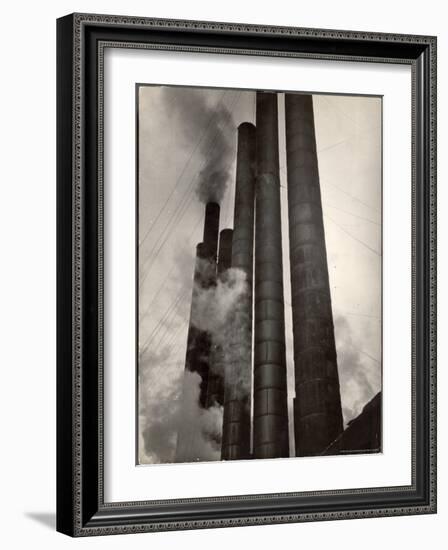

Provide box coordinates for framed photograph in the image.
[57,13,437,536]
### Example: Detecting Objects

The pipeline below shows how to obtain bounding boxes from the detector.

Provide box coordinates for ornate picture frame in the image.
[57,13,436,536]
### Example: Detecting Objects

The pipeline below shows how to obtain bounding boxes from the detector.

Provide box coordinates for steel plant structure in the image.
[221,122,255,460]
[175,92,379,463]
[285,94,344,456]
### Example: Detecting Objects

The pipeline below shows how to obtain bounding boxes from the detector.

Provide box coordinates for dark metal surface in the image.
[221,123,255,460]
[217,228,233,275]
[202,202,220,262]
[285,94,343,456]
[253,94,290,459]
[323,392,381,455]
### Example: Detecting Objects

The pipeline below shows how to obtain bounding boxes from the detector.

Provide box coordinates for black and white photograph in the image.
[137,85,382,465]
[1,0,440,544]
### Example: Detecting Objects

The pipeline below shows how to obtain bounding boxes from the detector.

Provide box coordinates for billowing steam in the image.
[161,87,234,204]
[191,265,252,398]
[139,88,250,463]
[139,261,247,464]
[139,347,223,464]
[191,266,247,334]
[176,371,223,462]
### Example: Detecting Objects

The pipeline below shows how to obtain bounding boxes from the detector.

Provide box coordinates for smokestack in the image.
[253,94,290,459]
[175,243,210,461]
[176,202,220,461]
[285,93,343,456]
[217,228,233,276]
[186,201,220,401]
[205,229,233,410]
[221,122,256,460]
[202,201,220,263]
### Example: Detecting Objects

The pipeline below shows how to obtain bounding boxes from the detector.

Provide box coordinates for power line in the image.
[153,302,188,354]
[322,180,379,213]
[352,346,381,364]
[338,310,380,320]
[159,170,237,359]
[139,138,214,285]
[140,287,189,357]
[139,215,203,322]
[140,292,181,356]
[139,91,235,279]
[139,89,228,248]
[140,290,186,358]
[139,92,242,288]
[165,317,190,355]
[324,213,381,256]
[140,171,207,289]
[317,138,352,155]
[139,82,243,352]
[279,162,379,215]
[139,193,195,289]
[323,202,380,226]
[320,95,363,132]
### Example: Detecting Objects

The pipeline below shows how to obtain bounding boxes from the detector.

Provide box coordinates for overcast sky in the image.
[137,85,382,464]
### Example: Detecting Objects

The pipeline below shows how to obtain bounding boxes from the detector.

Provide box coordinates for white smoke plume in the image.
[191,266,252,398]
[139,347,224,464]
[139,252,248,464]
[191,267,247,334]
[160,87,235,204]
[176,371,223,462]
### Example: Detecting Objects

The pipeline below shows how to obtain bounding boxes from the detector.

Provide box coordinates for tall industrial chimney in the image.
[202,202,220,264]
[175,242,209,461]
[205,228,233,410]
[217,228,233,276]
[175,202,220,462]
[221,122,256,460]
[284,93,343,456]
[253,94,290,459]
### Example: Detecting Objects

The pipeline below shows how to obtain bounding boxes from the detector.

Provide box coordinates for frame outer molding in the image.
[56,12,437,537]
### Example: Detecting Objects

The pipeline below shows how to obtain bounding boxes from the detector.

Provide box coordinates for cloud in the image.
[138,345,183,464]
[139,266,253,464]
[176,371,223,462]
[138,84,242,462]
[160,87,235,204]
[139,343,224,464]
[334,315,381,426]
